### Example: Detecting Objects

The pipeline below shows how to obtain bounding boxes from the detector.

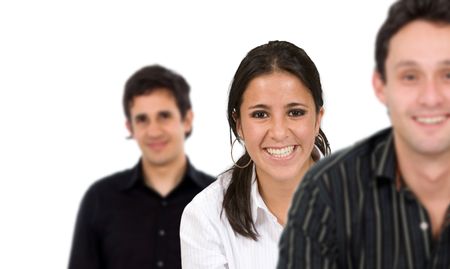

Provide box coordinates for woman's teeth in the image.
[266,146,294,157]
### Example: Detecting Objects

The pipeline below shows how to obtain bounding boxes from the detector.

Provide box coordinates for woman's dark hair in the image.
[375,0,450,81]
[223,40,331,240]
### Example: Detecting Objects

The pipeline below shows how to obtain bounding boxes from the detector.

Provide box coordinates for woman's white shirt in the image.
[180,168,283,269]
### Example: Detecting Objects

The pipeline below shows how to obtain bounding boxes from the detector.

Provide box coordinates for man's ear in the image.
[372,71,387,105]
[126,120,134,139]
[183,109,193,134]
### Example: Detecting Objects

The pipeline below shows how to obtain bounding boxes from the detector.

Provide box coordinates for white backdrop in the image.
[0,0,393,268]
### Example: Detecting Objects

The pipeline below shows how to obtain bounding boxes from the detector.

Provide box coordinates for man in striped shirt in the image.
[277,0,450,268]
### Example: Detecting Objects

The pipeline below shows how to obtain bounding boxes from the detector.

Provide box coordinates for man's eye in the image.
[135,115,148,123]
[288,109,306,117]
[251,111,268,118]
[402,73,417,81]
[159,111,172,120]
[444,71,450,80]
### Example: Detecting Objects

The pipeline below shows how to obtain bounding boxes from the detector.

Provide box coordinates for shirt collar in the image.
[374,128,397,183]
[119,157,209,191]
[119,159,143,191]
[250,165,279,225]
[184,157,214,188]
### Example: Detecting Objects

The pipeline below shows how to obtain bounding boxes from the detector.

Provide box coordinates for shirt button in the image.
[161,200,168,207]
[420,221,428,231]
[156,260,164,267]
[158,229,166,236]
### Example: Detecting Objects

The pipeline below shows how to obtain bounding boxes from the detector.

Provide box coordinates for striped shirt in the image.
[277,128,450,269]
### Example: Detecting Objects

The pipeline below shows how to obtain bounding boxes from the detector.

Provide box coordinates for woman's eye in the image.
[251,111,268,118]
[288,109,306,117]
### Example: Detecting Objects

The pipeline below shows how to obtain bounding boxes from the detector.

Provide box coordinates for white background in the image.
[0,0,393,268]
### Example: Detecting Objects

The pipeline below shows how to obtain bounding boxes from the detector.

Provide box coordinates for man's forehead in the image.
[387,20,450,63]
[389,59,450,71]
[130,90,177,107]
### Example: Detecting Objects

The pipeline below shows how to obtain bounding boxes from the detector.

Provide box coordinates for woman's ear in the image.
[315,107,324,136]
[233,110,244,140]
[236,119,244,140]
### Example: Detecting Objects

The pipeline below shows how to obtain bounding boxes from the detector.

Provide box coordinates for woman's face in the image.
[236,71,323,183]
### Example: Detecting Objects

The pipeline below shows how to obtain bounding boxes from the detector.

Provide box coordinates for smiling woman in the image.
[179,40,331,269]
[237,71,322,193]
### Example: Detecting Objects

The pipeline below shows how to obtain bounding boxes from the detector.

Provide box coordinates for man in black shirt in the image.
[278,0,450,268]
[68,65,215,269]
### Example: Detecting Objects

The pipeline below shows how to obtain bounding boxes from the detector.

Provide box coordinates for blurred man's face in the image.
[373,20,450,157]
[127,89,192,168]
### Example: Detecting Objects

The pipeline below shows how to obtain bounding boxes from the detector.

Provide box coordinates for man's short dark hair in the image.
[375,0,450,81]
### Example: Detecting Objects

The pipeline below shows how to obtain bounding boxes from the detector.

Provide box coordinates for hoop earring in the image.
[316,133,324,147]
[231,138,252,169]
[315,132,331,156]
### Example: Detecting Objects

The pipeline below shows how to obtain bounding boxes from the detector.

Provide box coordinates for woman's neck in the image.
[257,157,314,226]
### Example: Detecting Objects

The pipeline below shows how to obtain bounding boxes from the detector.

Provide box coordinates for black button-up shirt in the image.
[68,159,215,269]
[278,128,450,269]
